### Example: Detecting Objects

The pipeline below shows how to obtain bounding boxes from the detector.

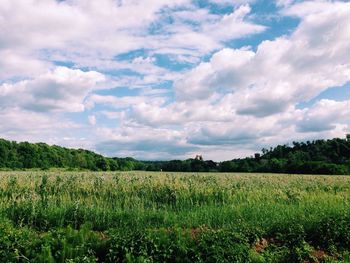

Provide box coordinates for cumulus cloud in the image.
[0,0,264,77]
[156,4,265,57]
[0,50,50,79]
[127,95,235,126]
[203,5,264,40]
[175,1,350,118]
[1,0,350,160]
[0,67,105,112]
[174,48,255,100]
[297,99,350,133]
[0,107,88,149]
[94,125,198,159]
[111,0,350,158]
[0,0,188,51]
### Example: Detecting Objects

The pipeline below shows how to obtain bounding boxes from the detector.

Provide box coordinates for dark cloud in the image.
[296,120,336,133]
[188,129,258,146]
[237,99,289,117]
[96,139,198,158]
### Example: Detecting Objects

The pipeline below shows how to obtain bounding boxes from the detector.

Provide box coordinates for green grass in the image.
[0,171,349,262]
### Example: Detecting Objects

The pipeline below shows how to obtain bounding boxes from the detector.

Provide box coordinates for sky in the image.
[1,0,350,161]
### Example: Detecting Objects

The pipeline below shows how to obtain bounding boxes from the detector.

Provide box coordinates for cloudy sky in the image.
[1,0,350,160]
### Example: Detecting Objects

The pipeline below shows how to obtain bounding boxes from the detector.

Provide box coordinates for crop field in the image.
[0,171,349,262]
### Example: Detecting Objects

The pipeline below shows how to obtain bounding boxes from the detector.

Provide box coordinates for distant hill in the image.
[0,138,138,171]
[0,135,350,174]
[219,135,350,175]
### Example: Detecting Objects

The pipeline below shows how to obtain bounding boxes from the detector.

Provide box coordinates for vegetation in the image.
[1,135,350,174]
[0,138,137,171]
[0,171,349,262]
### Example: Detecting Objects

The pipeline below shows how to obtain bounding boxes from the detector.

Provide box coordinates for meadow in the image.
[0,171,349,262]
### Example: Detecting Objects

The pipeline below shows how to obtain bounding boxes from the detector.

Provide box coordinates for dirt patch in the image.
[254,238,269,253]
[302,249,329,263]
[311,249,328,262]
[190,228,202,240]
[189,225,209,240]
[98,232,109,241]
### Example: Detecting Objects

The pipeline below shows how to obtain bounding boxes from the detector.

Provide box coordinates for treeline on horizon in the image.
[1,135,350,174]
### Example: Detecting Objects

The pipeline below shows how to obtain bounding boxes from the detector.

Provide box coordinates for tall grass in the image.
[0,171,349,262]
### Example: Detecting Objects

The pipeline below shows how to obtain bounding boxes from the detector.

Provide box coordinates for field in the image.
[0,171,349,262]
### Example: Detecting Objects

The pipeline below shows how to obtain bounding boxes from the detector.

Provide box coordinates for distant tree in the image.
[0,135,350,174]
[195,155,203,161]
[219,161,237,172]
[96,158,110,171]
[109,159,119,171]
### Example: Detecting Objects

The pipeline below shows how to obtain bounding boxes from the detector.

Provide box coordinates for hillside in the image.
[0,139,137,171]
[219,135,350,175]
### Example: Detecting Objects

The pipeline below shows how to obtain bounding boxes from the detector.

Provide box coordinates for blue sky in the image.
[0,0,350,160]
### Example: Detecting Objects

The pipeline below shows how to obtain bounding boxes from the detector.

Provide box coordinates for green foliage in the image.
[0,221,102,262]
[309,214,350,251]
[1,135,350,174]
[0,138,131,171]
[0,171,349,261]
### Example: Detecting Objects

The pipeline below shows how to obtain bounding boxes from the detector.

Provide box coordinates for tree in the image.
[96,158,110,171]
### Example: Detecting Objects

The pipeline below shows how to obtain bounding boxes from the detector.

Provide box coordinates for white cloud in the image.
[209,0,256,6]
[0,50,50,79]
[1,0,350,160]
[88,115,97,125]
[104,0,350,159]
[203,5,265,41]
[297,99,350,132]
[174,1,350,118]
[282,1,342,17]
[157,4,265,56]
[0,107,88,148]
[275,0,295,8]
[0,67,105,112]
[0,0,264,74]
[94,124,196,159]
[0,0,189,51]
[128,94,234,126]
[174,48,255,100]
[85,94,166,110]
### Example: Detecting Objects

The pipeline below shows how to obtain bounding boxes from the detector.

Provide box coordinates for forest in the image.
[1,135,350,174]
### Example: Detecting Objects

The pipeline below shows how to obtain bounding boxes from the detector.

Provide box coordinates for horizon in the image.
[1,134,349,163]
[1,0,350,161]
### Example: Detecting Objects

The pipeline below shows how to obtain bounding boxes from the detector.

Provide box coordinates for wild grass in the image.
[0,171,349,262]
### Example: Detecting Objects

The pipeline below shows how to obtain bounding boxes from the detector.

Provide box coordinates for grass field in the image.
[0,171,349,262]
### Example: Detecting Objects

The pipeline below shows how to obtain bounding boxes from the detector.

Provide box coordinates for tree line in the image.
[0,139,135,171]
[1,135,350,174]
